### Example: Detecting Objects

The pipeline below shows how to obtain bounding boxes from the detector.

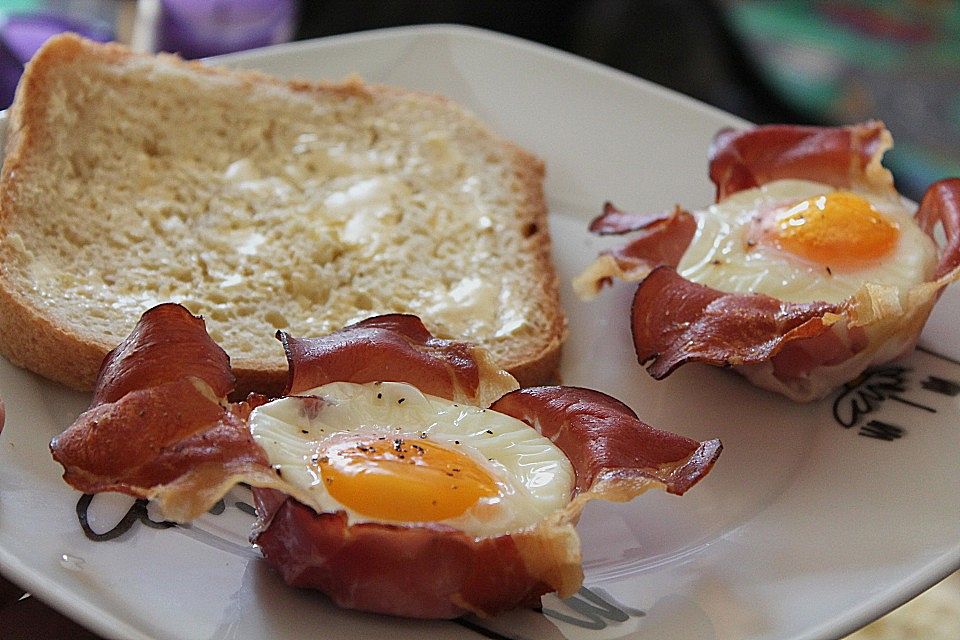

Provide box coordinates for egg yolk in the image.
[771,191,899,269]
[317,437,499,522]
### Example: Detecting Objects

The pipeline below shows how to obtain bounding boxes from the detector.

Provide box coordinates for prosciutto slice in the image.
[708,121,894,201]
[573,204,695,299]
[280,314,517,407]
[49,304,273,520]
[915,178,960,280]
[588,201,679,235]
[630,267,845,378]
[491,386,721,496]
[90,303,234,405]
[252,491,556,618]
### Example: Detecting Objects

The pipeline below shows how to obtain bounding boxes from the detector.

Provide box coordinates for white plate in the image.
[1,25,958,640]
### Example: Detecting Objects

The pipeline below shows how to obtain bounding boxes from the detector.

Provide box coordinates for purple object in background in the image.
[156,0,297,59]
[0,12,111,108]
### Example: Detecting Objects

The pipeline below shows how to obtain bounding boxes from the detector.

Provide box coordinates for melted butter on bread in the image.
[0,35,566,395]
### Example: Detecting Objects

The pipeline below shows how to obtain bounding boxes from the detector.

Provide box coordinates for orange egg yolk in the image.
[771,192,900,269]
[317,437,499,522]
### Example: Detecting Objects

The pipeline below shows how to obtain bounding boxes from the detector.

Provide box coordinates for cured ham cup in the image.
[50,304,721,619]
[576,122,960,402]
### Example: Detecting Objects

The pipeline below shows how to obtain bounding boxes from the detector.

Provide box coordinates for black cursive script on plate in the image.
[455,586,646,638]
[542,586,645,630]
[76,494,175,542]
[832,366,911,428]
[830,364,959,440]
[75,493,258,541]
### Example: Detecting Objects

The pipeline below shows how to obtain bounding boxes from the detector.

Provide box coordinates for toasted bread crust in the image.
[0,34,566,395]
[0,36,119,390]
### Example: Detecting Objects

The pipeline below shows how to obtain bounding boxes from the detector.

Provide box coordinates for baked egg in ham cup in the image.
[50,303,721,619]
[575,121,960,402]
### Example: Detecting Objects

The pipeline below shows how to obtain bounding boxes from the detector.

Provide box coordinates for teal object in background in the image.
[724,0,960,199]
[0,0,42,13]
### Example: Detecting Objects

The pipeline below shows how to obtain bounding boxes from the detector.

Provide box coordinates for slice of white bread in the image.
[0,34,566,396]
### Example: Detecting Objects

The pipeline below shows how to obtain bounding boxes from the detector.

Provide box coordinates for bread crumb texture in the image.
[0,37,563,384]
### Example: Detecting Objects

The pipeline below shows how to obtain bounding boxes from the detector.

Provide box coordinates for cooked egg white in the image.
[248,381,575,538]
[677,179,938,304]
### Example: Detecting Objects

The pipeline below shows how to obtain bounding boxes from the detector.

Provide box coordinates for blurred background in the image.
[0,0,957,199]
[0,1,957,638]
